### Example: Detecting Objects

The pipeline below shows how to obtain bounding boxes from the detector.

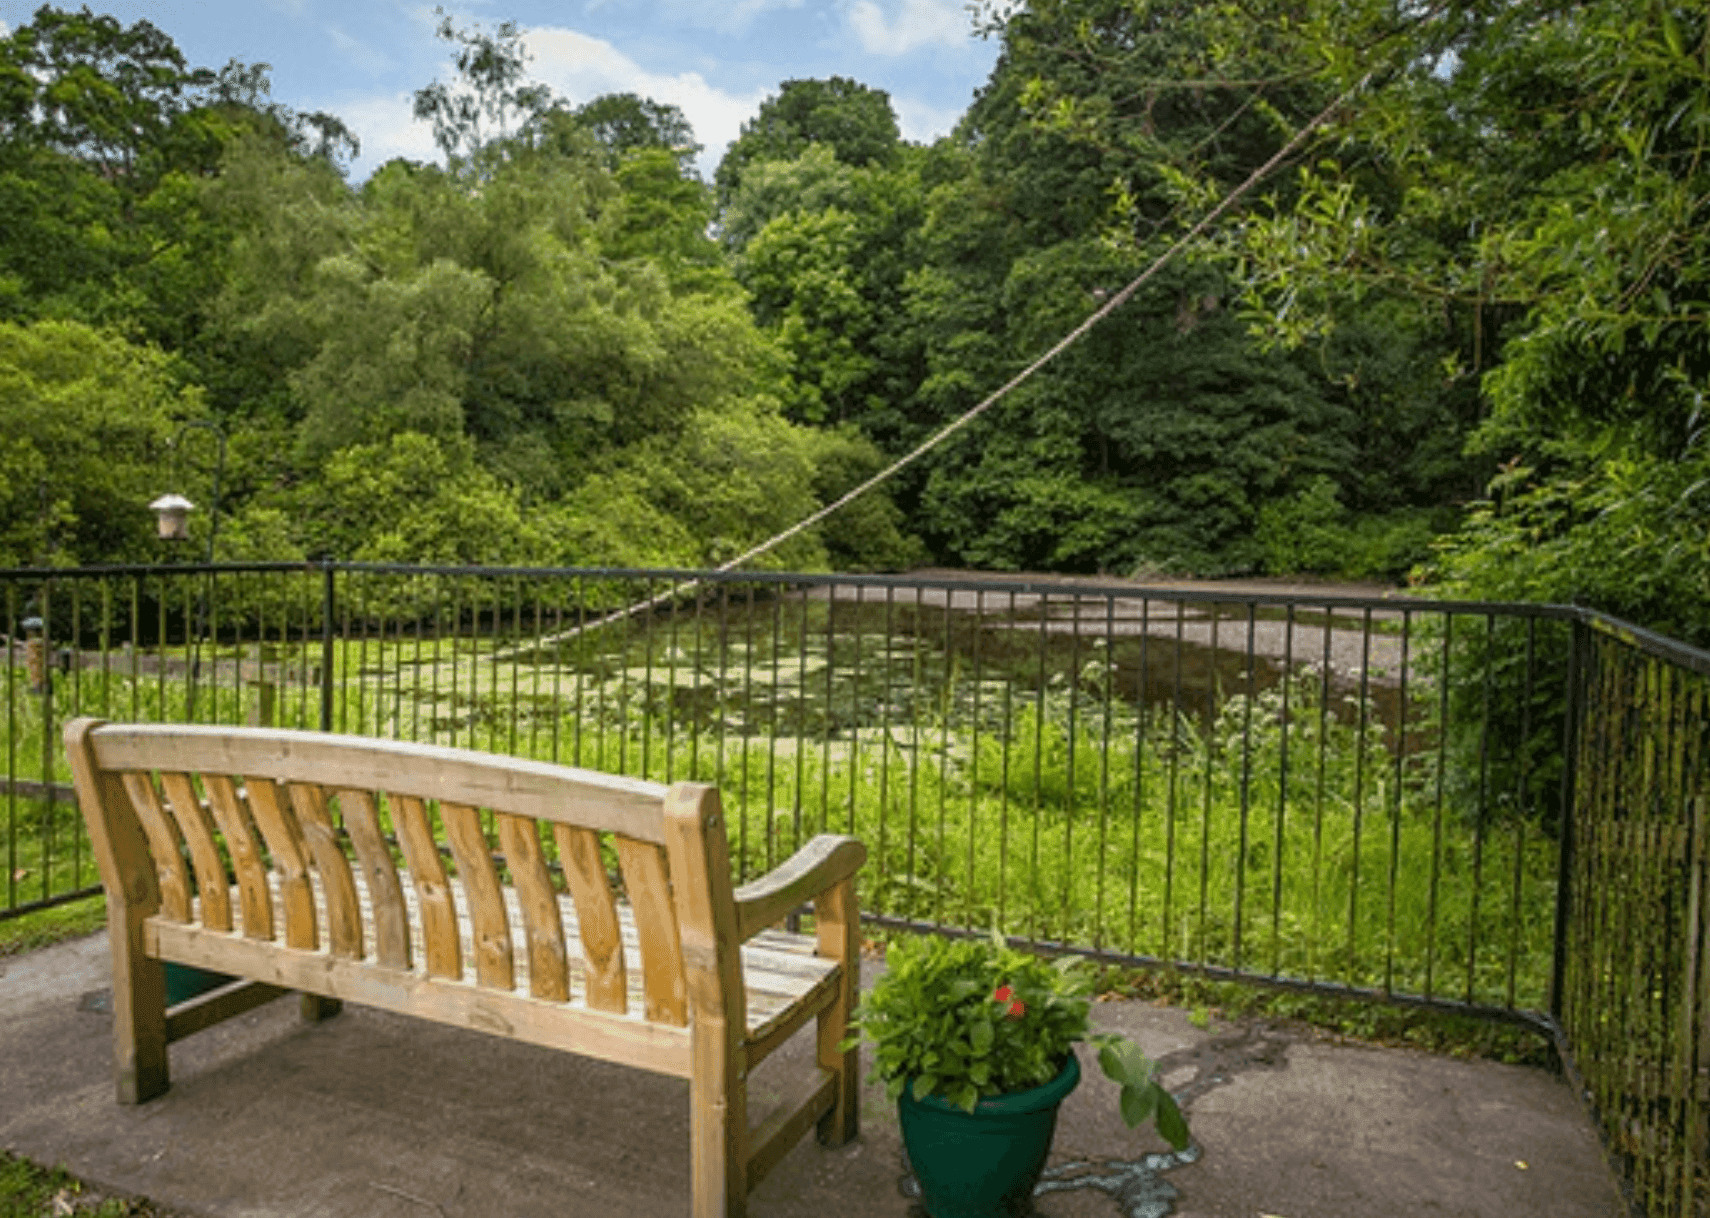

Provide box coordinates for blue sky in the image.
[0,1,1005,180]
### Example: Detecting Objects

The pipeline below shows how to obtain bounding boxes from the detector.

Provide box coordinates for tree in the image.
[412,9,552,165]
[0,320,194,566]
[0,5,219,184]
[573,92,699,172]
[714,76,900,210]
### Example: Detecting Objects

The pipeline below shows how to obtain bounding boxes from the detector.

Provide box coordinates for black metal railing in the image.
[0,561,1702,1214]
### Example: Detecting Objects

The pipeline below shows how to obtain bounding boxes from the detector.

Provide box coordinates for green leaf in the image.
[1155,1090,1191,1152]
[970,1018,994,1055]
[1098,1038,1154,1089]
[1119,1083,1157,1129]
[912,1074,938,1102]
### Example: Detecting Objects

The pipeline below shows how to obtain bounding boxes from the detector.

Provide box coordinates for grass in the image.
[0,896,104,957]
[0,1152,174,1217]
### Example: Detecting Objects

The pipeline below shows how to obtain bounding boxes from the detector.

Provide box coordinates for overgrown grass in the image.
[2,619,1558,1013]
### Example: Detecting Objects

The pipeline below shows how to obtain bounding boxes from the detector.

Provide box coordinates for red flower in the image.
[991,985,1025,1020]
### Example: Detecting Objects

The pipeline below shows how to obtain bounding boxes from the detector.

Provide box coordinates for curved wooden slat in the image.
[497,813,569,1001]
[245,779,318,951]
[443,802,513,990]
[120,771,191,923]
[288,782,363,960]
[158,772,231,933]
[203,773,274,943]
[392,794,460,980]
[553,825,627,1013]
[89,725,670,841]
[336,788,410,969]
[616,837,688,1026]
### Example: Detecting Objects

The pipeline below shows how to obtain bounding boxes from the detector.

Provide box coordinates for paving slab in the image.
[1,933,1623,1217]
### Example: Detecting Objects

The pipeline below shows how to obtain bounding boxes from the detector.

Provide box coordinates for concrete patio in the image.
[2,932,1624,1217]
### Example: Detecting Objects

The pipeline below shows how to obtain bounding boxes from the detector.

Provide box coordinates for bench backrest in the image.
[65,718,743,1029]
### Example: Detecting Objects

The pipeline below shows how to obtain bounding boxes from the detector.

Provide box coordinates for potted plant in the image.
[845,929,1190,1218]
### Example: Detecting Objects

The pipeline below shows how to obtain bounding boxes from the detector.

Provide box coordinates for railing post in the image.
[319,563,335,733]
[1550,613,1588,1024]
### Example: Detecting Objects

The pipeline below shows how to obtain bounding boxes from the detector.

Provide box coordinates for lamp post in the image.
[149,421,226,563]
[149,422,227,719]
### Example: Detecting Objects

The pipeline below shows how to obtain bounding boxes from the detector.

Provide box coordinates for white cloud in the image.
[337,91,442,171]
[524,27,770,177]
[892,94,964,145]
[847,0,970,55]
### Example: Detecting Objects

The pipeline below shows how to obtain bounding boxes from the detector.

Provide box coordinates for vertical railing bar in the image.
[878,587,894,916]
[529,582,544,760]
[1310,604,1332,983]
[1504,618,1537,1009]
[129,573,140,723]
[1345,606,1372,988]
[715,583,730,802]
[507,578,522,758]
[822,585,836,835]
[908,588,923,931]
[1032,589,1049,946]
[795,584,811,856]
[1096,594,1115,952]
[766,586,783,870]
[447,575,462,749]
[155,567,166,723]
[846,586,862,836]
[739,581,755,881]
[970,589,985,931]
[1272,602,1294,978]
[573,578,588,767]
[1064,591,1080,943]
[643,576,658,779]
[1198,603,1218,967]
[1129,595,1150,957]
[936,588,952,929]
[1466,613,1496,1004]
[1164,596,1184,963]
[1551,616,1586,1021]
[666,582,680,782]
[999,589,1014,933]
[691,581,705,783]
[6,583,15,911]
[320,566,336,733]
[1385,609,1411,998]
[1425,612,1451,1000]
[1234,601,1256,971]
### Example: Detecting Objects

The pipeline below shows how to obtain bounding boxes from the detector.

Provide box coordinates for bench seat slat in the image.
[144,916,695,1078]
[174,864,842,1043]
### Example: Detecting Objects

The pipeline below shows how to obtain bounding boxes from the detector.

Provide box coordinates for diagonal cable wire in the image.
[496,73,1372,659]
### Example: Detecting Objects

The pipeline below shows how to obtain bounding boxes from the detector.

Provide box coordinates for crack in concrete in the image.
[899,1023,1296,1216]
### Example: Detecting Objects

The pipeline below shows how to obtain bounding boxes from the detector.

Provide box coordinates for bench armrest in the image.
[732,834,866,942]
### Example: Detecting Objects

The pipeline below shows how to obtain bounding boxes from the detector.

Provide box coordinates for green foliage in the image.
[848,928,1187,1146]
[285,431,550,565]
[0,319,193,565]
[714,76,901,209]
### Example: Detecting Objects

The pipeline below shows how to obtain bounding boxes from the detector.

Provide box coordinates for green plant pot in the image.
[164,961,232,1006]
[897,1054,1081,1218]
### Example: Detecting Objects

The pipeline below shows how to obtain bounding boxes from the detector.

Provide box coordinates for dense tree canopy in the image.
[2,0,1704,644]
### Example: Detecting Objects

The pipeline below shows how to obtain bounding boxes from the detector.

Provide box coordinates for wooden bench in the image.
[66,718,867,1218]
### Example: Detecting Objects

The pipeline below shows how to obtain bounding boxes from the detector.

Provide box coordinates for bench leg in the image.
[114,955,169,1104]
[814,880,860,1146]
[690,1021,747,1218]
[300,993,343,1023]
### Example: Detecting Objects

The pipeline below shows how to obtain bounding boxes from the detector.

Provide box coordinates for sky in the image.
[0,1,1006,181]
